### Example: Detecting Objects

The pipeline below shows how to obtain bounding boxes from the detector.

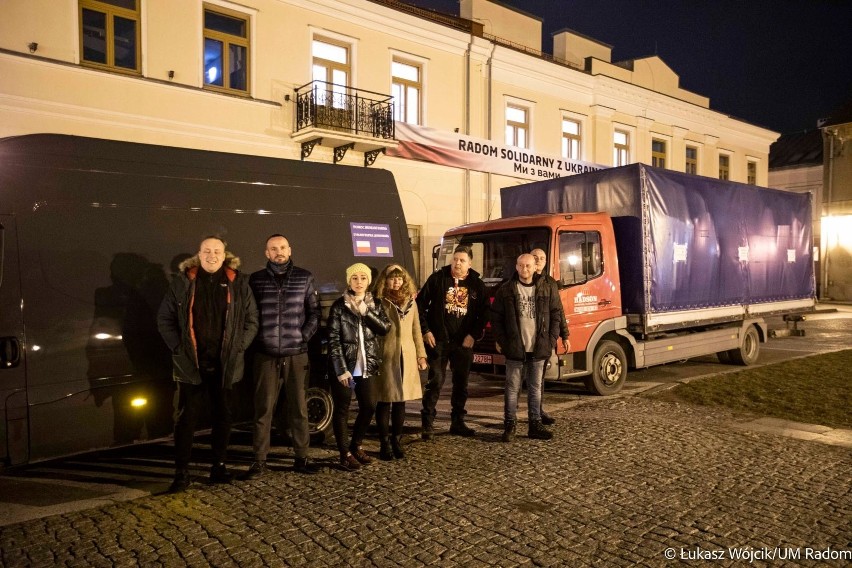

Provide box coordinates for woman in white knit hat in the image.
[327,263,391,471]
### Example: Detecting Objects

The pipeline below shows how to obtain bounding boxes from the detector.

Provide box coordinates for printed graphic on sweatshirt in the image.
[518,292,536,320]
[444,285,469,318]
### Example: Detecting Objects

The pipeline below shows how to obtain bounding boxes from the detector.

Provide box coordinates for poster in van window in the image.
[350,222,394,257]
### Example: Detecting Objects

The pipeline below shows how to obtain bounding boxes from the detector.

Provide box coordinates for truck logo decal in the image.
[573,290,598,314]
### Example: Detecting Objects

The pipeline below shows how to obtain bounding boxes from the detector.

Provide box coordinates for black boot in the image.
[390,435,405,459]
[449,416,475,437]
[379,437,395,461]
[421,413,435,441]
[169,468,191,493]
[501,419,516,443]
[540,409,556,426]
[528,420,553,440]
[209,463,233,484]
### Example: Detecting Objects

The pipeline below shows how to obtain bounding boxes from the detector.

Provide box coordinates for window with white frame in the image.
[747,160,757,184]
[719,154,730,180]
[651,138,666,168]
[685,146,698,175]
[613,130,629,166]
[80,0,140,73]
[392,59,421,125]
[505,104,529,148]
[203,4,250,94]
[562,118,581,160]
[312,37,350,108]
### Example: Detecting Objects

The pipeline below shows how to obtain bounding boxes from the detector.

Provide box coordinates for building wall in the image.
[0,0,779,280]
[821,124,852,300]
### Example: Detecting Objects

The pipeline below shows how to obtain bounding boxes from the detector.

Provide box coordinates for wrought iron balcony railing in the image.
[295,81,395,140]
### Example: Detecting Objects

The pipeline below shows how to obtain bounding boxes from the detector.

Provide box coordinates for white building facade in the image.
[0,0,778,281]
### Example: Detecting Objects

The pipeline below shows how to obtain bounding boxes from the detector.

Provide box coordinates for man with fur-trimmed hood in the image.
[157,236,258,493]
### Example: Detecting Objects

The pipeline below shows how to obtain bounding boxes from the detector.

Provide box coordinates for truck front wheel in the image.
[727,325,760,366]
[585,340,627,395]
[306,387,333,444]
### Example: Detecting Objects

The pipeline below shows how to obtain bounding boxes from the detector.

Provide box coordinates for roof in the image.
[769,129,823,169]
[819,98,852,128]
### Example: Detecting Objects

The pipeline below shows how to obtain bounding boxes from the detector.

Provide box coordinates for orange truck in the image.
[436,164,815,395]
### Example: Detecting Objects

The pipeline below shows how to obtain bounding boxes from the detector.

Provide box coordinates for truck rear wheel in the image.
[585,340,627,395]
[727,325,760,365]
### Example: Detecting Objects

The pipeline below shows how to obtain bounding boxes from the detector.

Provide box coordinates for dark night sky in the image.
[409,0,852,135]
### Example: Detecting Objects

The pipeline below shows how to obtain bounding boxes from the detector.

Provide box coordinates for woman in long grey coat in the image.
[373,264,428,460]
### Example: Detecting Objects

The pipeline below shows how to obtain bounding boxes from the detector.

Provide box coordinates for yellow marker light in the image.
[130,397,148,408]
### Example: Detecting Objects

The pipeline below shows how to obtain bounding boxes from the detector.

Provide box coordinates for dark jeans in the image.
[173,369,232,469]
[421,341,473,421]
[252,352,311,461]
[329,375,375,457]
[375,401,406,438]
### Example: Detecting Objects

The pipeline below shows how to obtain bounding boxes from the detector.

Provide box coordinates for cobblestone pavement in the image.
[1,396,849,567]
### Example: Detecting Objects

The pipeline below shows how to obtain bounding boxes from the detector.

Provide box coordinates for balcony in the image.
[292,80,397,165]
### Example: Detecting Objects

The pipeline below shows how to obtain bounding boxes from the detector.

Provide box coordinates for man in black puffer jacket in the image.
[245,235,321,478]
[489,253,562,443]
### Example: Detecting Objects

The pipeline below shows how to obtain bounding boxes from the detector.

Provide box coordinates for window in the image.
[558,231,603,286]
[719,154,730,180]
[80,0,140,73]
[392,59,421,125]
[562,118,581,160]
[313,38,350,108]
[747,160,757,184]
[685,146,698,175]
[613,130,629,166]
[505,105,528,148]
[651,139,666,168]
[203,5,249,94]
[438,229,549,285]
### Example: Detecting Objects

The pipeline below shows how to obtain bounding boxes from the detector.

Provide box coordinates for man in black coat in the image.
[245,235,321,478]
[417,245,488,439]
[489,253,561,442]
[157,236,258,493]
[530,248,570,425]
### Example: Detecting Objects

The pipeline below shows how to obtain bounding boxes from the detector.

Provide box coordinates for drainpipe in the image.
[485,41,497,220]
[822,129,835,299]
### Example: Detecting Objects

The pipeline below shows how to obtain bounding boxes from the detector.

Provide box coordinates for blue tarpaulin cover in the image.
[501,164,815,315]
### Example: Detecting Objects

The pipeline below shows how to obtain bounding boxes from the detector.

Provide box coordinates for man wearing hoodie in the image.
[418,245,488,439]
[244,234,321,478]
[157,236,259,493]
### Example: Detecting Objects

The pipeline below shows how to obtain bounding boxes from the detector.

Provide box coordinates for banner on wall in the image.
[388,123,606,181]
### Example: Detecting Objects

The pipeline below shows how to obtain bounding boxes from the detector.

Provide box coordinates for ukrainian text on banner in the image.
[389,123,606,180]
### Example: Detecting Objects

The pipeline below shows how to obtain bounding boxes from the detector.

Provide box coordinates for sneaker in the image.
[339,453,361,471]
[293,457,320,475]
[168,469,191,493]
[243,461,267,480]
[449,419,476,437]
[350,446,372,465]
[209,463,233,484]
[540,410,556,426]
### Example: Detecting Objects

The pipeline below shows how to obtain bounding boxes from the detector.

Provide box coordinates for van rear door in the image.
[0,217,29,466]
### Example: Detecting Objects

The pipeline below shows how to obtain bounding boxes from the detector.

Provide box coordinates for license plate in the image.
[472,353,493,364]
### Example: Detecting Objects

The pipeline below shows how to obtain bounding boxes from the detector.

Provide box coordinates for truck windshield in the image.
[439,228,550,286]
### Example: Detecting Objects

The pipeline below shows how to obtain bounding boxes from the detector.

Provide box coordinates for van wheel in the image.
[306,387,333,444]
[585,340,627,396]
[727,325,760,366]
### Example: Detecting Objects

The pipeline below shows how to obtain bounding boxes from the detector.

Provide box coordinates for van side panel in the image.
[0,134,413,464]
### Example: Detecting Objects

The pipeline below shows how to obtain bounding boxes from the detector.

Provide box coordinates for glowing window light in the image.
[131,397,147,408]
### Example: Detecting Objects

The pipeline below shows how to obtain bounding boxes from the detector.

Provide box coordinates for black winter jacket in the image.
[249,262,320,357]
[417,265,488,344]
[157,253,259,388]
[327,292,391,379]
[489,273,562,361]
